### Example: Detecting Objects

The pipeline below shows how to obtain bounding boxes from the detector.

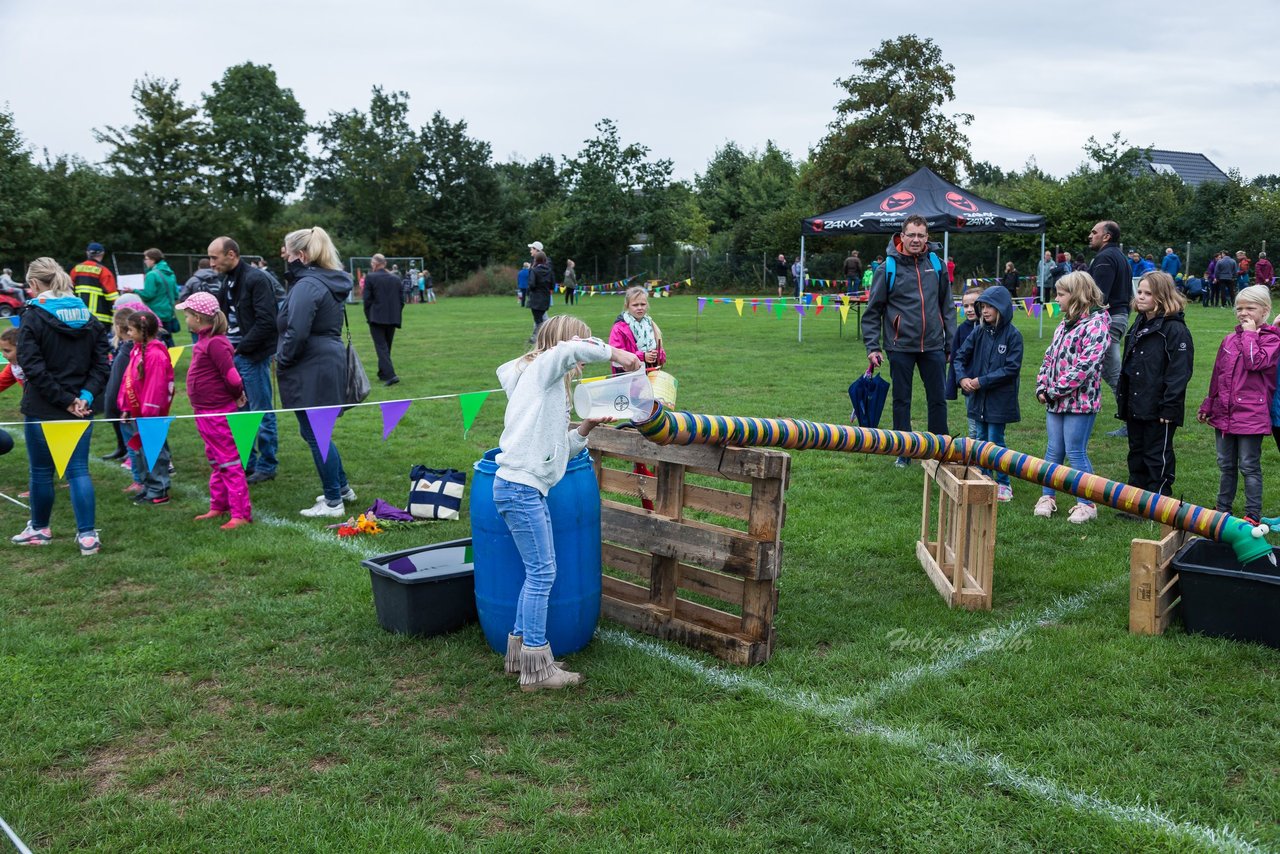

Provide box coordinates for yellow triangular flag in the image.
[734,298,743,316]
[839,305,849,323]
[816,295,824,307]
[168,346,186,369]
[842,294,851,307]
[42,420,91,479]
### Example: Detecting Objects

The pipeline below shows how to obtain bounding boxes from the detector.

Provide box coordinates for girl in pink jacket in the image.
[1197,285,1280,524]
[177,291,251,530]
[117,311,175,505]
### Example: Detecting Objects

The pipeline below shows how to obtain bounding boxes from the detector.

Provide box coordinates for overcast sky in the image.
[3,0,1275,185]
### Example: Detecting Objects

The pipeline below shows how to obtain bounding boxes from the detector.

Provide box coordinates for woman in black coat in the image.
[1000,262,1019,298]
[12,258,110,554]
[525,251,553,341]
[279,227,356,518]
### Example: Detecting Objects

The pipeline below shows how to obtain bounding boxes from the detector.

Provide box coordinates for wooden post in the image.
[1129,526,1186,635]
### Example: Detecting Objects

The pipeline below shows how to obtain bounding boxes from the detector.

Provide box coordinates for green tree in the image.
[805,35,974,211]
[0,106,48,258]
[310,87,422,247]
[93,75,218,249]
[556,119,674,270]
[415,111,505,272]
[204,62,308,224]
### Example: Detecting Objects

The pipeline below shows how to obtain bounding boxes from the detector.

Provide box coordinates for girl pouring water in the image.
[494,315,642,691]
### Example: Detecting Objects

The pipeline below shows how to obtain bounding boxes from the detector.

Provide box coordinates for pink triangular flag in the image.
[304,406,342,462]
[380,399,411,441]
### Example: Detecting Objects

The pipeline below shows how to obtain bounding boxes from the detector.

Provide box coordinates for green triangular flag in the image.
[774,301,785,320]
[225,411,266,468]
[458,391,490,437]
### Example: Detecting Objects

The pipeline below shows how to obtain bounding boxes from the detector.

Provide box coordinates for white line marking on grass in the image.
[849,579,1122,713]
[600,628,1264,853]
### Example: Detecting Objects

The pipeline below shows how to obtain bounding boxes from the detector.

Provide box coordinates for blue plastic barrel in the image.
[471,448,602,655]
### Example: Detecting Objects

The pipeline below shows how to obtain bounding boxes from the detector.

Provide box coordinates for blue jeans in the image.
[234,354,277,475]
[119,421,171,498]
[1042,411,1097,504]
[493,476,556,648]
[294,411,348,503]
[25,419,96,533]
[973,420,1009,486]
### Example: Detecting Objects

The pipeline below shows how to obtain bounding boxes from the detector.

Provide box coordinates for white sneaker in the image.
[1067,503,1098,524]
[11,523,52,546]
[997,484,1013,502]
[1033,495,1057,517]
[315,487,357,503]
[300,499,345,518]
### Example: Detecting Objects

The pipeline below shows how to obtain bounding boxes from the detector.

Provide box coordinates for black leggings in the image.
[530,308,546,333]
[1272,426,1280,454]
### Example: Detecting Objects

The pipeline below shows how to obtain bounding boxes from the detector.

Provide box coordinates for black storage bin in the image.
[362,538,478,637]
[1171,539,1280,649]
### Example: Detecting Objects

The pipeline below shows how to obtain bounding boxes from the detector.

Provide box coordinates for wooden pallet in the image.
[586,428,790,665]
[917,460,996,610]
[1129,526,1186,635]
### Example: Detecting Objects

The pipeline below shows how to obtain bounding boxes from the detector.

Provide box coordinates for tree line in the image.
[2,37,1276,286]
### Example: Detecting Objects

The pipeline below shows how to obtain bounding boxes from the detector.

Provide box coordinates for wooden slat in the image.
[587,428,789,482]
[602,574,649,605]
[673,597,741,635]
[740,578,775,639]
[748,474,786,541]
[599,466,655,505]
[677,564,744,605]
[684,482,752,521]
[602,598,769,665]
[602,501,779,580]
[601,542,653,582]
[648,461,685,613]
[1129,528,1186,635]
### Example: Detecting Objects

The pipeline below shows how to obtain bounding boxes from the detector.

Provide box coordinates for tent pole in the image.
[1039,233,1046,339]
[798,236,805,343]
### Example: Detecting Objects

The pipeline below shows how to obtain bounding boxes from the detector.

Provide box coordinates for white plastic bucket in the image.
[573,369,656,421]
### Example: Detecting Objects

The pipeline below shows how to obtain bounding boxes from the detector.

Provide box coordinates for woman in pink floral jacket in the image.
[1033,271,1111,524]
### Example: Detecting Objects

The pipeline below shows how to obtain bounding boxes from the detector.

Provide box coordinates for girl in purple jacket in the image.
[1197,285,1280,525]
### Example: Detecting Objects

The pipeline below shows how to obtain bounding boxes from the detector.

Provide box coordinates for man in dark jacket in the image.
[843,251,864,289]
[1086,220,1132,436]
[363,253,404,386]
[208,235,280,484]
[861,215,955,465]
[953,285,1022,501]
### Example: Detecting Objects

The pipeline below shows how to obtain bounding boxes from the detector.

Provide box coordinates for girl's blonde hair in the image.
[283,226,342,271]
[25,257,74,298]
[186,308,229,337]
[623,285,648,307]
[1134,271,1185,315]
[1236,284,1272,311]
[524,314,592,363]
[1054,271,1105,323]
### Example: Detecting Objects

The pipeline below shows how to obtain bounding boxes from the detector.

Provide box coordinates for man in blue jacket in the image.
[861,215,955,466]
[1160,247,1181,278]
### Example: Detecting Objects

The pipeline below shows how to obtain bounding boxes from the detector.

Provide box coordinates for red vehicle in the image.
[0,291,23,318]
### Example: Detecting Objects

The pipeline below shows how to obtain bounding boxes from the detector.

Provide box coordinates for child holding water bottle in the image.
[494,315,642,691]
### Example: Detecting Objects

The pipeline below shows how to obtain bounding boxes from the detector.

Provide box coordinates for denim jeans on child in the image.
[25,419,95,533]
[1042,411,1097,504]
[1214,431,1264,519]
[492,476,557,649]
[234,354,278,475]
[294,411,348,504]
[973,420,1010,486]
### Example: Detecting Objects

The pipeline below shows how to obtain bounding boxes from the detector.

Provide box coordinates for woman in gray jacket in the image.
[278,227,356,518]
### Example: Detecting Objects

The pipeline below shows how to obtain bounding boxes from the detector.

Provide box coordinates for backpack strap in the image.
[885,252,943,293]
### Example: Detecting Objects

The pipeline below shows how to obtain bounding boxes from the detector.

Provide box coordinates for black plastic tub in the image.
[362,538,478,637]
[1171,539,1280,649]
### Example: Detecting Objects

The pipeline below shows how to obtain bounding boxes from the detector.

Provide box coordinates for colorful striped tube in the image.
[633,402,1272,566]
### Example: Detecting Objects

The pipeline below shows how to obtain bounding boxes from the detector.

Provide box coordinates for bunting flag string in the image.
[43,420,91,479]
[305,406,343,463]
[380,399,411,440]
[167,346,187,370]
[136,416,174,472]
[458,391,490,437]
[227,411,266,467]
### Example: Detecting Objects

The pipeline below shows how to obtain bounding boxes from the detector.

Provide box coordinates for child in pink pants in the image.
[177,292,252,529]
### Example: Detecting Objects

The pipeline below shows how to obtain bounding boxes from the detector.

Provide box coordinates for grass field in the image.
[1,292,1278,852]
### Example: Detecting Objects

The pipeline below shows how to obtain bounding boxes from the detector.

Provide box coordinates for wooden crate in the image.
[586,428,790,665]
[1129,526,1186,635]
[917,460,996,611]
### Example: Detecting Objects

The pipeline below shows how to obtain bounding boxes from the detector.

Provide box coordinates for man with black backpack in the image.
[861,214,955,466]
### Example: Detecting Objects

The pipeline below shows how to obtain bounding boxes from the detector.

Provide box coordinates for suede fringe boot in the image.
[505,634,523,675]
[518,643,582,692]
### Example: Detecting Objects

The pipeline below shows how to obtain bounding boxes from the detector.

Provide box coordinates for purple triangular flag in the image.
[794,304,806,316]
[305,406,342,462]
[697,298,706,315]
[380,399,411,440]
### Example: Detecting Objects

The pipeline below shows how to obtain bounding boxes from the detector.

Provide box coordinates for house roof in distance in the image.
[1130,149,1230,187]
